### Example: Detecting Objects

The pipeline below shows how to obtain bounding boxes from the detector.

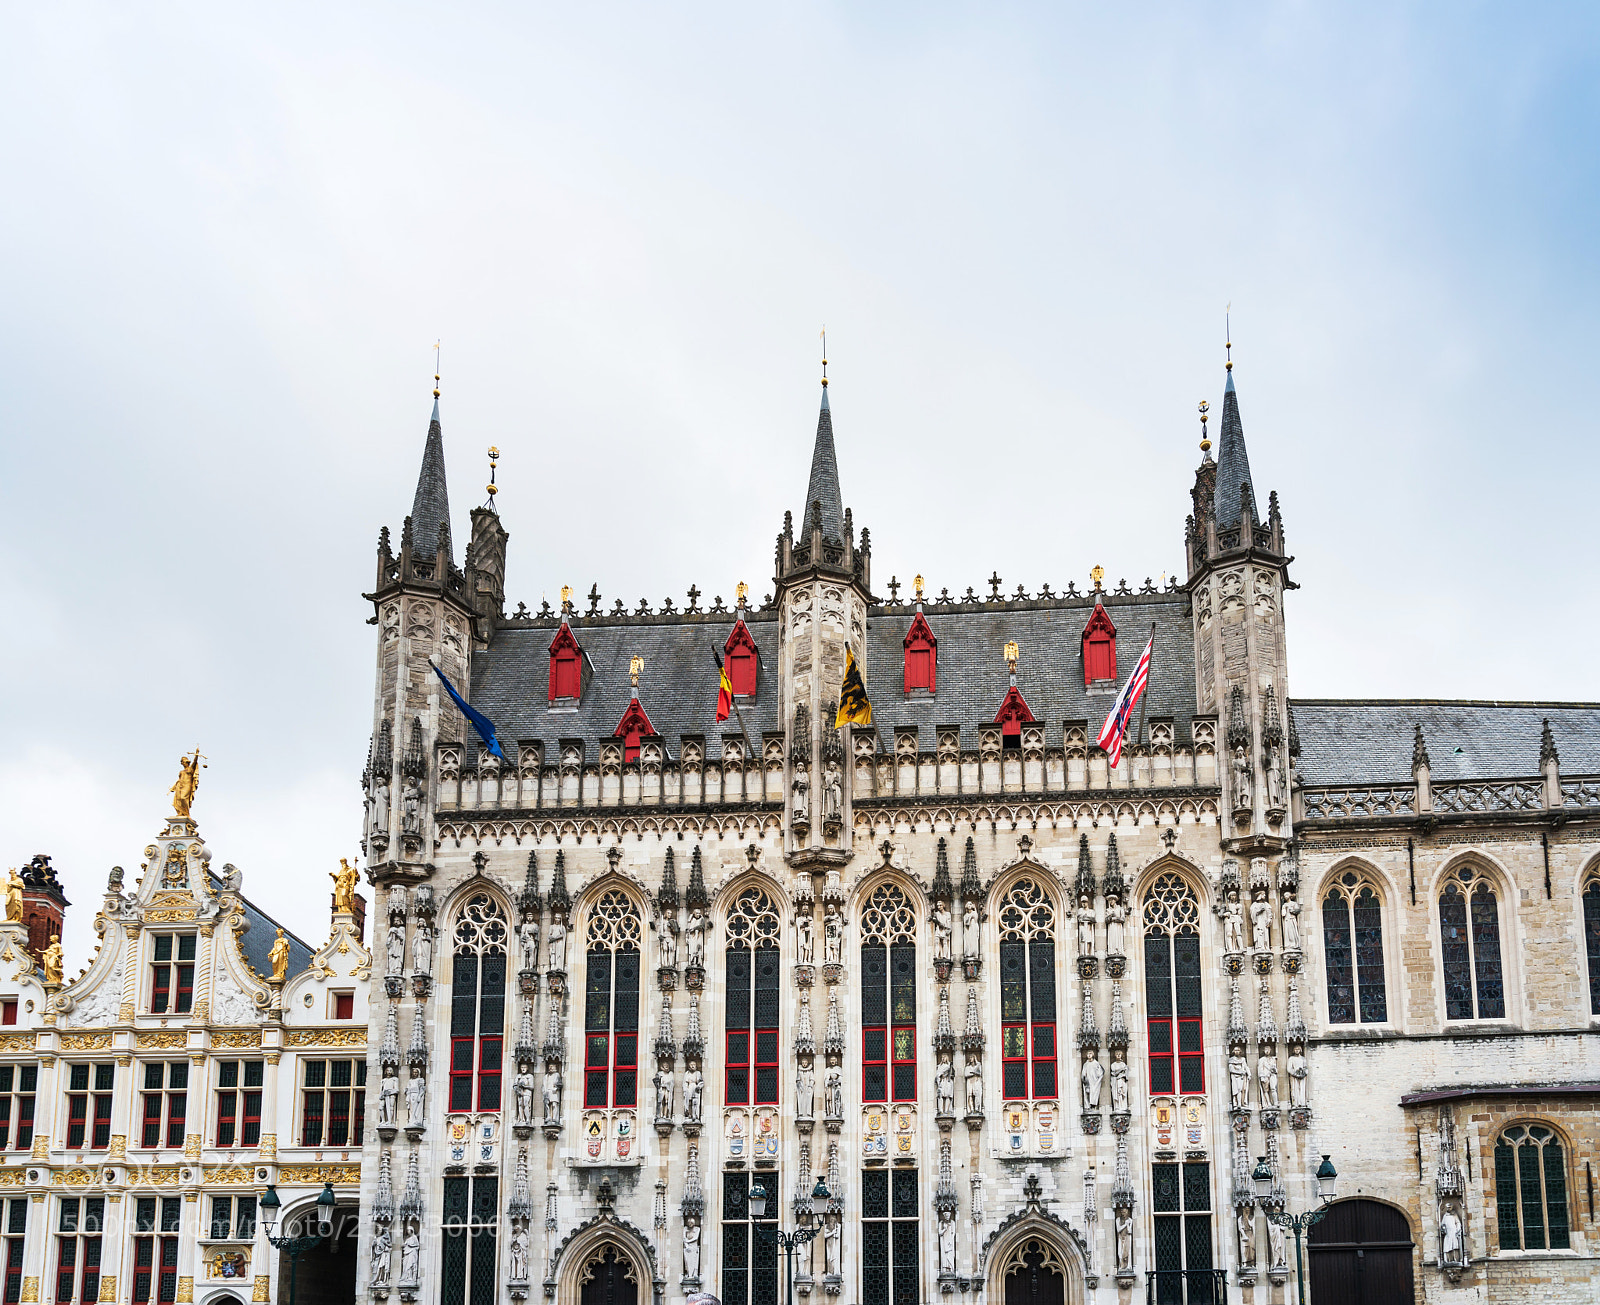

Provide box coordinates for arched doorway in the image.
[1001,1238,1066,1305]
[579,1245,638,1305]
[1308,1199,1414,1305]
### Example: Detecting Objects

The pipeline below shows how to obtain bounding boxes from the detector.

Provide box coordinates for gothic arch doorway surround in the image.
[1307,1199,1414,1305]
[579,1245,638,1305]
[551,1213,664,1305]
[1002,1238,1067,1305]
[979,1200,1088,1305]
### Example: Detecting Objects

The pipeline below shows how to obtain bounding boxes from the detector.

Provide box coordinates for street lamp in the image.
[260,1182,339,1305]
[749,1178,831,1305]
[1254,1155,1338,1305]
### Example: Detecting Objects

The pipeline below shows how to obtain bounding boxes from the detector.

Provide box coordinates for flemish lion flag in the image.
[835,645,873,728]
[713,649,735,723]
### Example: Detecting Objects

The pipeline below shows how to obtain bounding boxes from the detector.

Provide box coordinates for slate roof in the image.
[208,872,316,979]
[409,399,453,563]
[1212,369,1258,530]
[469,591,1200,758]
[1292,701,1600,787]
[799,386,844,544]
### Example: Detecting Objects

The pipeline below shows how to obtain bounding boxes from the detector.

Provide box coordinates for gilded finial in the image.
[1090,565,1104,592]
[433,340,442,398]
[735,581,748,607]
[914,574,925,601]
[820,326,828,387]
[629,655,643,689]
[486,446,499,500]
[1004,640,1019,673]
[560,584,573,613]
[1198,400,1211,454]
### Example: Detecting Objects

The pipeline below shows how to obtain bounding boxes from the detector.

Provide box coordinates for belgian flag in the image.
[714,649,735,723]
[835,645,873,728]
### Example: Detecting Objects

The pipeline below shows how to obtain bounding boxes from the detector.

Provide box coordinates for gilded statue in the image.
[3,869,23,924]
[40,939,64,986]
[169,749,205,818]
[331,858,360,915]
[268,928,291,981]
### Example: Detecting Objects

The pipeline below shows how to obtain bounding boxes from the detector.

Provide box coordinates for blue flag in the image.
[432,663,505,760]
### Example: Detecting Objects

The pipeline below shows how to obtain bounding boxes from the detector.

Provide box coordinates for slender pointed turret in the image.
[411,396,454,564]
[1211,358,1257,532]
[799,380,844,544]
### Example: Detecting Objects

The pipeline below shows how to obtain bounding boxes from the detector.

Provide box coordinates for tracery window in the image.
[861,884,917,1103]
[450,895,508,1112]
[1143,874,1203,1095]
[1583,873,1600,1016]
[725,886,781,1106]
[1439,866,1505,1021]
[998,878,1058,1100]
[584,891,642,1109]
[1322,871,1388,1024]
[1495,1124,1570,1251]
[862,1168,918,1305]
[442,1175,498,1305]
[721,1172,777,1305]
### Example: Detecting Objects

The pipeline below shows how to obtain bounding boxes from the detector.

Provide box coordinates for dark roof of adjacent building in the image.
[469,589,1200,757]
[409,399,453,563]
[1292,700,1600,787]
[208,872,316,979]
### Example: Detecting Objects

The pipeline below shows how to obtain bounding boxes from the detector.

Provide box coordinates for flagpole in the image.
[712,647,755,755]
[1132,623,1156,754]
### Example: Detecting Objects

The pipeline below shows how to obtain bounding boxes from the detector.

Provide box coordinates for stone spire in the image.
[799,380,844,544]
[380,1001,401,1069]
[398,1147,424,1223]
[681,1143,705,1218]
[654,997,676,1061]
[373,1147,395,1223]
[931,838,953,900]
[1075,834,1097,902]
[508,1147,533,1221]
[1107,980,1129,1051]
[515,997,538,1065]
[1076,983,1100,1049]
[409,395,454,564]
[406,1000,428,1069]
[1212,357,1258,531]
[685,846,708,910]
[518,851,541,915]
[959,837,982,902]
[546,850,571,915]
[657,846,680,913]
[1102,833,1125,901]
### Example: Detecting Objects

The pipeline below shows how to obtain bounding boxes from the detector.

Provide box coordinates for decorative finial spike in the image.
[1225,306,1232,371]
[433,339,442,399]
[820,326,828,386]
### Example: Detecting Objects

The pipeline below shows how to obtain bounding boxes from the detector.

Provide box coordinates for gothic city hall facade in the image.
[3,356,1599,1305]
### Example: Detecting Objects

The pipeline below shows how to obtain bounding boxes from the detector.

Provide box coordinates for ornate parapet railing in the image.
[1431,779,1545,814]
[1561,776,1600,809]
[1301,785,1416,820]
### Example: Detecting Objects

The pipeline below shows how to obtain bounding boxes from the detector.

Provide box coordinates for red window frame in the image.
[1146,1013,1205,1094]
[66,1064,114,1151]
[0,1067,34,1154]
[54,1197,104,1305]
[148,935,196,1015]
[0,1003,14,1027]
[725,1029,749,1105]
[5,1236,25,1305]
[723,620,759,697]
[583,945,640,1109]
[862,943,917,1104]
[1082,604,1118,684]
[140,1063,186,1150]
[300,1058,367,1146]
[548,623,585,701]
[334,992,355,1020]
[1001,1023,1059,1100]
[902,611,937,693]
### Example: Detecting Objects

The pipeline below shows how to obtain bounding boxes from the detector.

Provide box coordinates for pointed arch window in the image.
[903,611,937,694]
[861,884,918,1102]
[1143,874,1203,1095]
[1495,1124,1570,1250]
[1082,603,1117,685]
[1582,873,1600,1016]
[584,892,642,1109]
[998,878,1057,1100]
[724,621,759,698]
[548,624,585,702]
[1322,871,1388,1024]
[725,886,781,1106]
[1439,866,1504,1020]
[450,895,508,1112]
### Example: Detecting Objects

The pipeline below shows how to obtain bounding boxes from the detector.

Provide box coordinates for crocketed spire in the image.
[410,397,454,563]
[799,382,844,544]
[1212,365,1259,531]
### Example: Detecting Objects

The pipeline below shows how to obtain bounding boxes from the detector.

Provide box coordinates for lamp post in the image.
[749,1178,830,1305]
[259,1182,338,1305]
[1254,1155,1338,1305]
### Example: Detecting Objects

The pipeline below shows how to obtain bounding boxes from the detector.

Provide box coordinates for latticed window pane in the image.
[862,1223,889,1305]
[1584,882,1600,1016]
[1185,1214,1214,1271]
[1145,936,1172,1016]
[1519,1139,1546,1248]
[1153,1214,1183,1270]
[862,1170,889,1219]
[1544,1137,1571,1249]
[754,948,780,1029]
[586,954,613,1030]
[1353,888,1388,1023]
[614,951,640,1031]
[861,947,888,1024]
[1173,935,1202,1017]
[441,1229,468,1305]
[1002,1061,1027,1099]
[1029,941,1056,1020]
[1495,1140,1520,1249]
[1322,891,1355,1024]
[1471,888,1504,1018]
[1439,889,1473,1020]
[890,945,916,1023]
[1182,1162,1210,1211]
[892,1222,917,1305]
[892,1169,918,1219]
[1152,1164,1180,1214]
[1000,943,1026,1020]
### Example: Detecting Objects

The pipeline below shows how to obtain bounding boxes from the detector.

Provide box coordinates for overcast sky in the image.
[3,4,1598,971]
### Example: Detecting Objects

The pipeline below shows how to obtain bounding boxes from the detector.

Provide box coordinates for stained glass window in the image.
[998,878,1058,1100]
[1583,877,1600,1016]
[441,1175,498,1305]
[451,895,508,1112]
[1494,1124,1569,1251]
[582,890,642,1110]
[726,887,781,1105]
[721,1172,778,1305]
[861,885,917,1103]
[1322,872,1388,1024]
[862,1169,918,1305]
[1439,867,1505,1021]
[1144,875,1204,1095]
[1151,1161,1212,1305]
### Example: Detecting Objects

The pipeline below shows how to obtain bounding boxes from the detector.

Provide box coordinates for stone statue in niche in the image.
[370,775,390,835]
[412,923,433,975]
[683,1217,701,1278]
[1109,1058,1129,1113]
[824,912,843,965]
[797,1065,815,1117]
[1106,899,1126,956]
[685,909,709,966]
[962,901,979,955]
[514,1070,536,1127]
[1250,891,1272,952]
[792,766,810,821]
[1267,1216,1287,1269]
[825,1066,844,1118]
[1286,1049,1308,1107]
[936,1060,955,1116]
[547,920,567,971]
[1081,1057,1104,1110]
[402,777,422,833]
[796,911,814,964]
[938,1209,957,1275]
[1115,1211,1133,1272]
[1077,896,1096,957]
[824,1215,841,1277]
[655,1069,674,1120]
[1256,1054,1279,1109]
[1281,898,1301,951]
[399,1228,421,1286]
[543,1068,563,1124]
[823,760,843,820]
[1237,1209,1257,1267]
[509,1227,530,1280]
[406,1071,426,1126]
[378,1072,400,1126]
[370,1226,392,1285]
[683,1068,703,1121]
[933,902,953,960]
[1222,891,1244,953]
[965,1061,984,1115]
[1265,747,1285,810]
[1232,746,1253,811]
[519,918,540,972]
[1440,1205,1465,1265]
[386,923,406,976]
[1228,1053,1250,1110]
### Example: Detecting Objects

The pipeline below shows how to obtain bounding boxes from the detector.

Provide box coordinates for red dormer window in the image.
[614,698,657,765]
[723,621,759,698]
[1083,603,1117,685]
[994,686,1036,750]
[548,623,584,702]
[903,611,937,694]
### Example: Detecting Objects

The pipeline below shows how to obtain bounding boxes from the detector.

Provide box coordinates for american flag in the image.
[1096,634,1154,768]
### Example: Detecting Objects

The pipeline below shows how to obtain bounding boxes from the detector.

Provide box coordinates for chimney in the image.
[21,855,69,957]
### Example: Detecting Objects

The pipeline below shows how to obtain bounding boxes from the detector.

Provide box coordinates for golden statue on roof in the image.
[3,869,23,924]
[331,859,360,915]
[269,929,291,982]
[40,939,63,986]
[170,750,205,818]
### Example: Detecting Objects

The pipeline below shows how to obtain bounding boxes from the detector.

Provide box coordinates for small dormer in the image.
[548,623,588,705]
[613,698,657,764]
[1082,602,1117,686]
[903,610,937,694]
[993,685,1037,751]
[723,619,759,699]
